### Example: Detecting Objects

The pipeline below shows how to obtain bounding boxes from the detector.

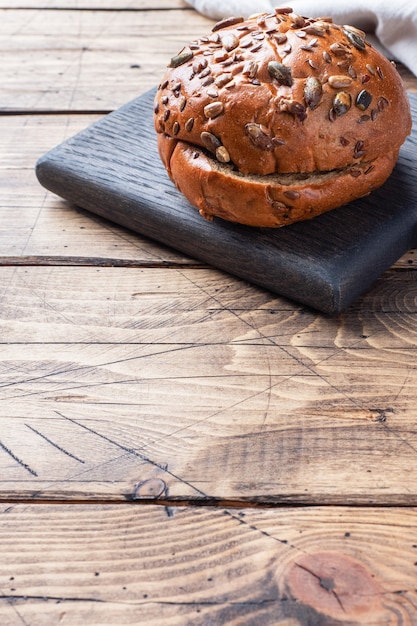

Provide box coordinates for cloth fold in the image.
[185,0,417,76]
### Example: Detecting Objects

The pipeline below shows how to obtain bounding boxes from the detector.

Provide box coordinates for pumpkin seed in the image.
[333,91,352,116]
[304,76,323,110]
[355,89,372,111]
[344,28,366,50]
[267,61,292,86]
[212,16,244,32]
[200,131,222,153]
[245,123,273,150]
[169,50,193,68]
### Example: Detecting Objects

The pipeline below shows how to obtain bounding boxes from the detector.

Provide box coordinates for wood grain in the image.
[1,503,417,625]
[0,8,212,112]
[2,266,417,504]
[1,7,414,115]
[0,114,195,263]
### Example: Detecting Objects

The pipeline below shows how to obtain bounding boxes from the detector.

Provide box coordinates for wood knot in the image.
[283,552,384,621]
[132,478,167,499]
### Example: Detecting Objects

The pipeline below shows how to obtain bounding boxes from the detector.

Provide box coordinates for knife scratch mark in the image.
[25,424,85,464]
[0,440,38,477]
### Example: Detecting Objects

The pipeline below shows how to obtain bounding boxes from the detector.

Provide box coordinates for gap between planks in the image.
[0,256,207,268]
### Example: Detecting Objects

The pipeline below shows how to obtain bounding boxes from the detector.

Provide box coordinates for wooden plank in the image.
[0,0,188,7]
[2,266,417,504]
[0,503,416,625]
[0,114,195,262]
[0,9,213,112]
[1,8,414,114]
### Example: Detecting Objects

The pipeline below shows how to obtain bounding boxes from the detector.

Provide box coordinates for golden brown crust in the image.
[153,8,412,227]
[158,133,399,227]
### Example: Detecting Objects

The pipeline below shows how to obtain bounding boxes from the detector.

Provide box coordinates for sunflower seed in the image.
[302,24,326,36]
[323,50,332,63]
[354,140,364,158]
[272,136,285,146]
[348,65,357,79]
[199,67,211,79]
[377,96,389,111]
[366,64,376,76]
[204,101,224,119]
[290,14,306,28]
[274,33,288,44]
[214,50,229,63]
[251,42,263,53]
[173,121,180,135]
[206,86,219,98]
[329,42,350,56]
[284,189,301,200]
[222,33,239,51]
[328,75,353,88]
[185,117,194,132]
[242,60,258,78]
[215,73,233,87]
[193,58,208,73]
[215,146,231,162]
[240,36,253,48]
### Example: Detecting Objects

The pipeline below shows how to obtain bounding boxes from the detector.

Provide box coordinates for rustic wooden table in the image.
[2,1,417,624]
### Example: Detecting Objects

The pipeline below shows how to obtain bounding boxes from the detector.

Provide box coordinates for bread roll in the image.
[154,8,412,227]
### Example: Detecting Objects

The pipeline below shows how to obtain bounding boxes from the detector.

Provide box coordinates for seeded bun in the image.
[154,8,412,227]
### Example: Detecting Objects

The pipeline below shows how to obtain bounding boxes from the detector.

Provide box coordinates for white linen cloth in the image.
[184,0,417,76]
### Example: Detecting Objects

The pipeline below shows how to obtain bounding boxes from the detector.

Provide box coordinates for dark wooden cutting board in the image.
[36,89,417,314]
